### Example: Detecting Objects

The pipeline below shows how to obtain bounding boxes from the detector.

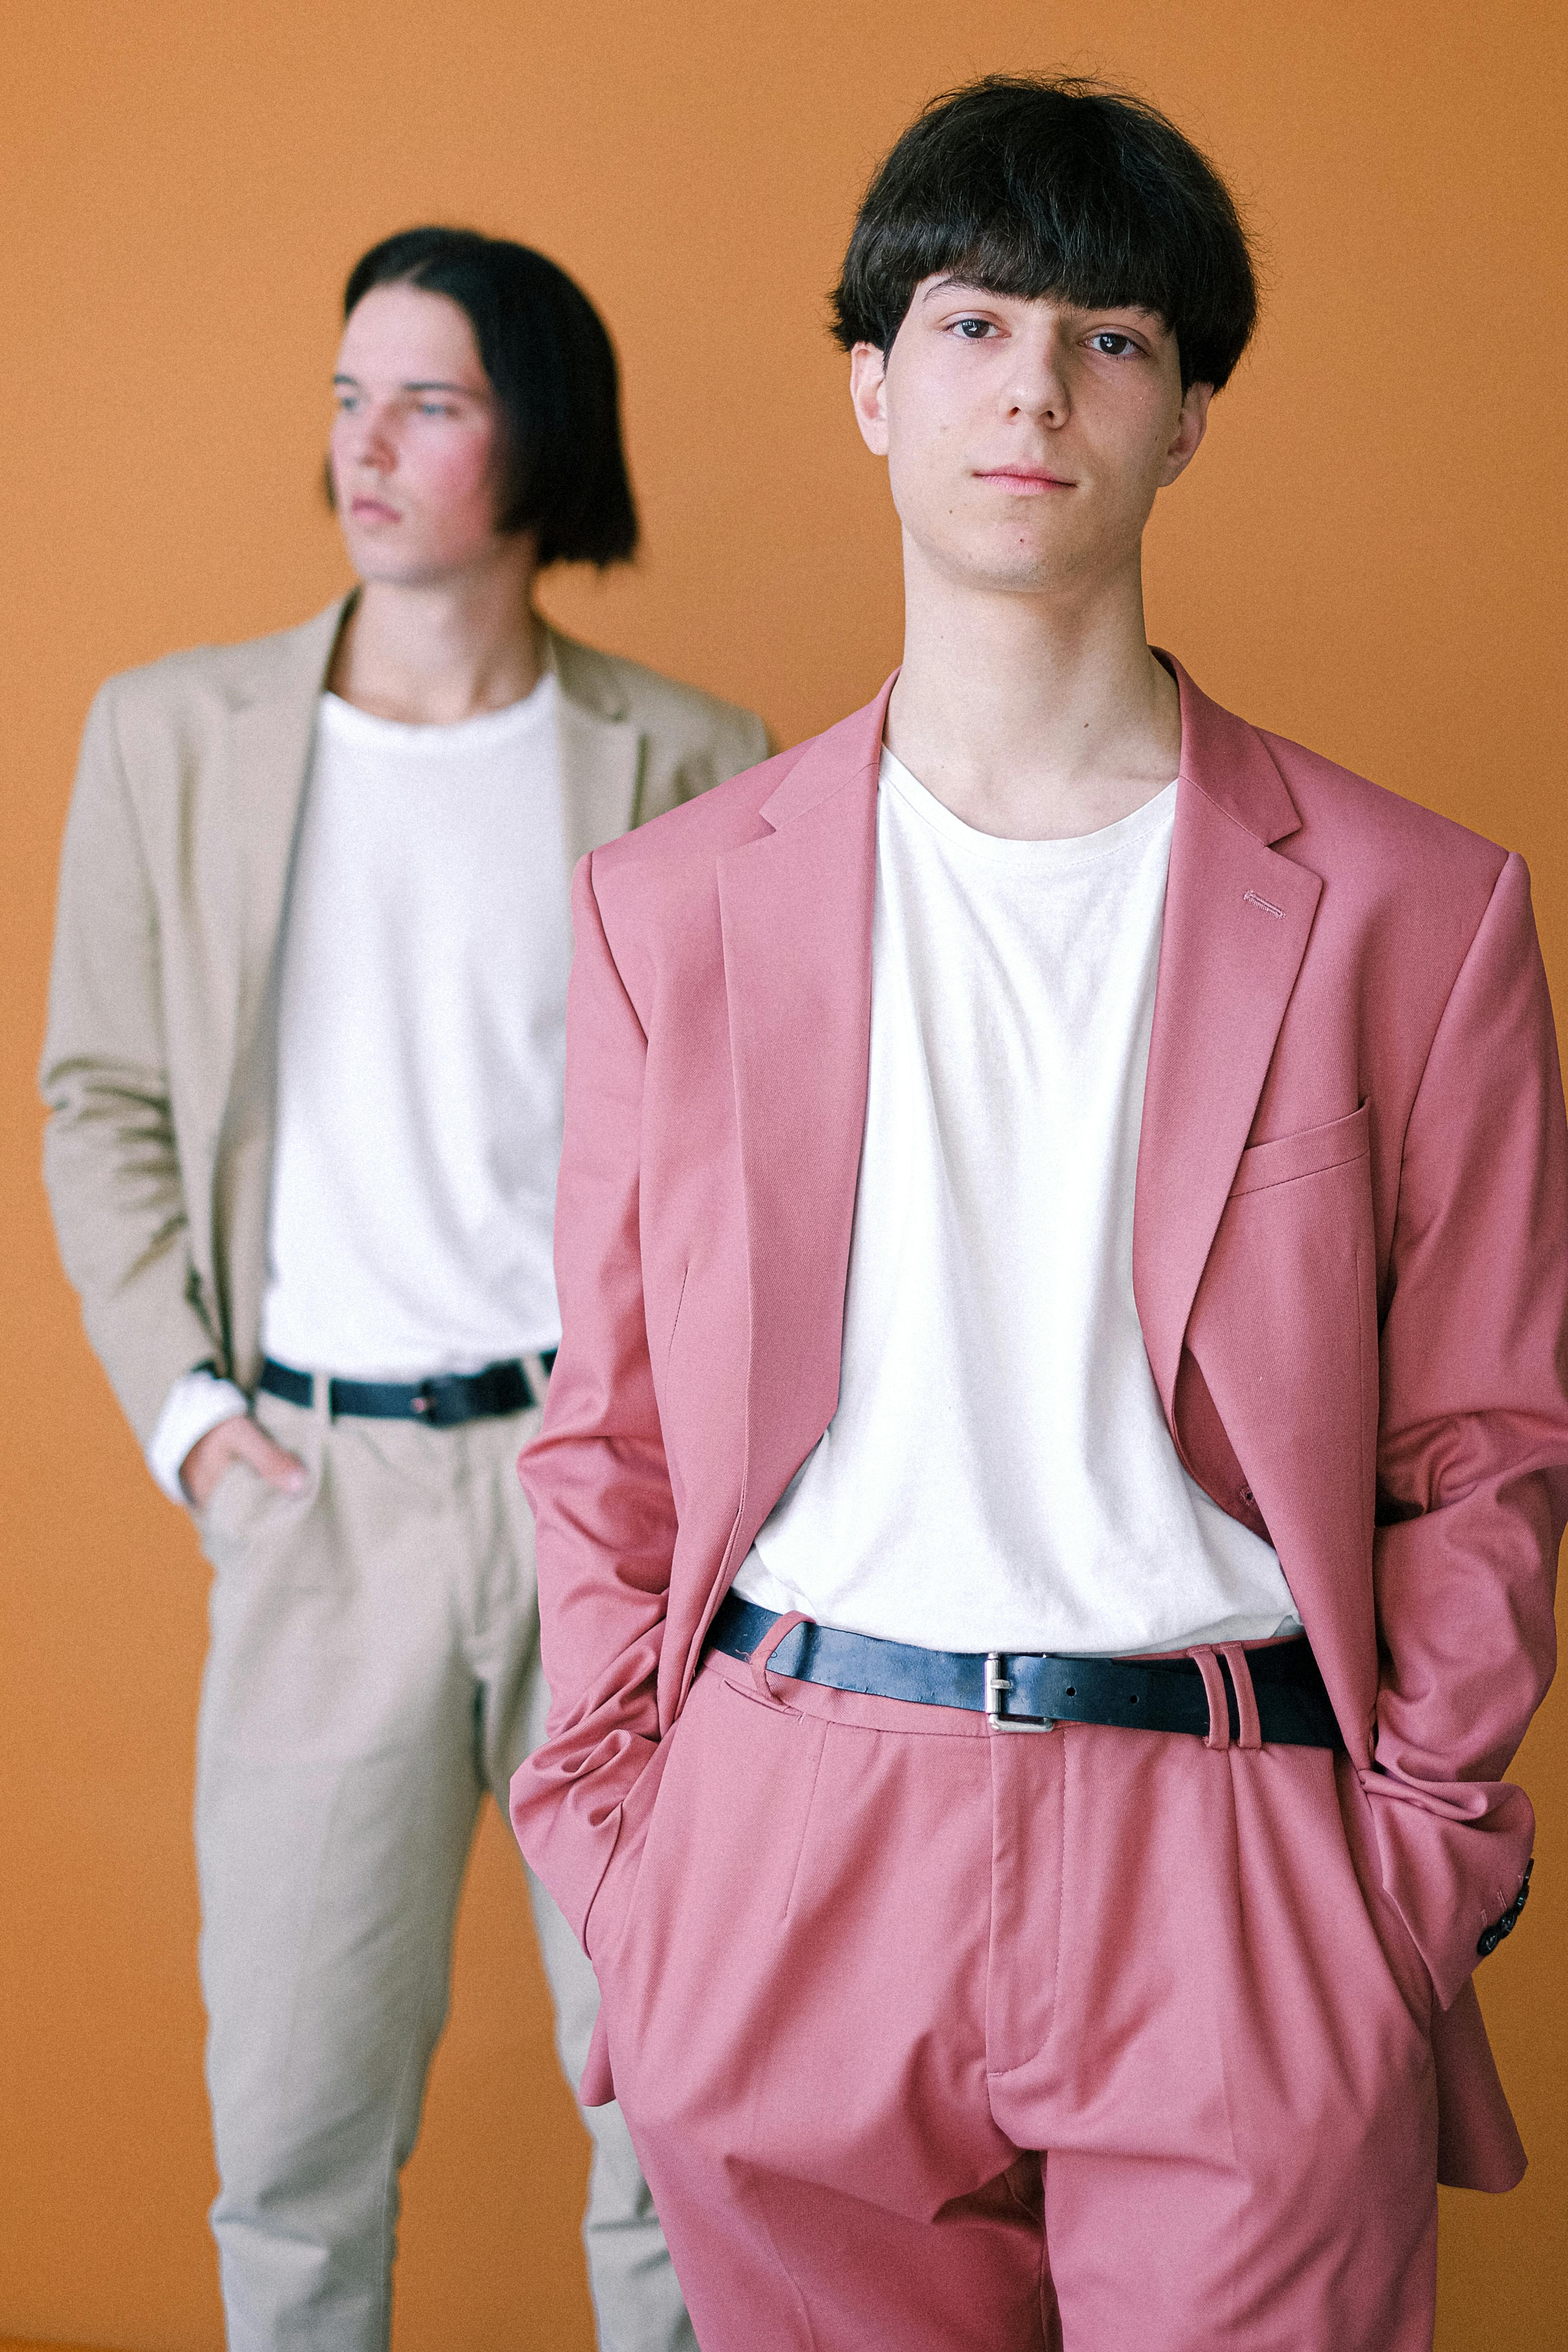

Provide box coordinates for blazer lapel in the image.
[1133,660,1323,1420]
[549,627,643,867]
[223,598,350,1114]
[205,598,349,1386]
[715,685,889,1561]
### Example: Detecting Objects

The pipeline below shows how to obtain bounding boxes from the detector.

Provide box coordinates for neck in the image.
[330,542,543,724]
[883,540,1181,840]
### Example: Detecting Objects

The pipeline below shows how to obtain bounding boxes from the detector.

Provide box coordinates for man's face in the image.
[329,283,509,585]
[849,278,1212,600]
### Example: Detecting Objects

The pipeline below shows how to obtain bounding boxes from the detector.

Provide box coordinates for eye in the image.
[1089,332,1139,357]
[950,316,997,340]
[416,400,459,417]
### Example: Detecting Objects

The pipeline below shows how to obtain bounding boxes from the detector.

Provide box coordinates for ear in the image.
[849,342,890,456]
[1158,379,1213,489]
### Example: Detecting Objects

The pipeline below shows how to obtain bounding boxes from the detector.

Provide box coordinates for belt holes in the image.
[1065,1684,1074,1696]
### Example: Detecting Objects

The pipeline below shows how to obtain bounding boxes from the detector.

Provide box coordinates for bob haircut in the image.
[340,226,638,567]
[832,77,1257,393]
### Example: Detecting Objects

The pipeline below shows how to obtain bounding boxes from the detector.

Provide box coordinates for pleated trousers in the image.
[595,1645,1439,2352]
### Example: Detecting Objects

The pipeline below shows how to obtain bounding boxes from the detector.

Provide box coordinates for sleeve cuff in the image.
[147,1367,250,1503]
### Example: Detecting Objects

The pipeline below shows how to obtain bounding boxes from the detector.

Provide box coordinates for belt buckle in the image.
[411,1373,468,1428]
[985,1652,1055,1733]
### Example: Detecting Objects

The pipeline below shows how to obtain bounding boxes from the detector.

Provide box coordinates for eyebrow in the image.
[917,280,1165,324]
[331,374,485,394]
[920,277,990,304]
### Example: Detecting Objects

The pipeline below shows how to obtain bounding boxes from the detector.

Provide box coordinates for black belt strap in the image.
[258,1353,554,1427]
[706,1592,1343,1750]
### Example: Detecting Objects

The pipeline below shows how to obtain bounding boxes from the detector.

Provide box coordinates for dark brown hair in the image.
[339,226,638,566]
[832,78,1257,392]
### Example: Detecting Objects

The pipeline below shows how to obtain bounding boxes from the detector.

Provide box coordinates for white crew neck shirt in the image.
[734,746,1301,1656]
[256,673,572,1378]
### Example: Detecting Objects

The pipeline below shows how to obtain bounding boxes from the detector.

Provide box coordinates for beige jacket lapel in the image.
[223,601,349,1085]
[214,597,349,1386]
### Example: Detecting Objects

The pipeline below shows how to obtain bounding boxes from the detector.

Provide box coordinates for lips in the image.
[976,469,1072,489]
[350,497,400,520]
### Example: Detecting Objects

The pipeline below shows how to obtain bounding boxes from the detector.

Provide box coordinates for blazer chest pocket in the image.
[1228,1102,1370,1200]
[1201,1103,1379,1534]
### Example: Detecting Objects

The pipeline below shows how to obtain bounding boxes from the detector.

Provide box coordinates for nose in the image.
[344,403,396,475]
[1009,335,1070,426]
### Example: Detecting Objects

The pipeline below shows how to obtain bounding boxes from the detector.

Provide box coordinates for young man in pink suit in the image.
[512,79,1567,2350]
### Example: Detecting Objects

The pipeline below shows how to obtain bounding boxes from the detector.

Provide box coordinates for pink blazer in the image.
[513,660,1568,2189]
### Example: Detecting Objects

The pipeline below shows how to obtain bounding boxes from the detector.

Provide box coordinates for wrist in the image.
[147,1369,249,1503]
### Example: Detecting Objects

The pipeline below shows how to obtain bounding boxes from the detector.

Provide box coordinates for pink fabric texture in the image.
[593,1653,1439,2352]
[511,658,1568,2197]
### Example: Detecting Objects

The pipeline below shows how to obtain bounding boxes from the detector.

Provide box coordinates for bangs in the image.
[916,226,1179,330]
[832,78,1256,392]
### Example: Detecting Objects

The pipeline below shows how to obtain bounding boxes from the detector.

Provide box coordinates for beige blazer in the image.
[41,596,771,1445]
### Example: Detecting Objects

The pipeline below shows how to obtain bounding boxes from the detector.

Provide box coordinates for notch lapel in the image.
[715,688,889,1562]
[208,600,349,1385]
[223,600,349,1111]
[1133,662,1323,1420]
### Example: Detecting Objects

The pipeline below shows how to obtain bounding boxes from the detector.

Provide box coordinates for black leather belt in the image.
[706,1592,1342,1749]
[258,1352,555,1427]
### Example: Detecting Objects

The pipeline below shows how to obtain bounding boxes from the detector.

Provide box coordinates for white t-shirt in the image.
[147,675,572,1494]
[734,747,1302,1657]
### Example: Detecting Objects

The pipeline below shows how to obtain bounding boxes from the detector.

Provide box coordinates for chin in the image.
[349,548,441,586]
[954,546,1069,596]
[916,517,1072,594]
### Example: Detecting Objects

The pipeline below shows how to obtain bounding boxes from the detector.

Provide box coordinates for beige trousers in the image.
[195,1384,693,2352]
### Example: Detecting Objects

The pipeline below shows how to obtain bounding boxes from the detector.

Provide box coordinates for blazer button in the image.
[1240,1487,1255,1508]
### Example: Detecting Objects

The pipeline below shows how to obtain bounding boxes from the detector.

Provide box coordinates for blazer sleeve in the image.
[39,683,220,1446]
[1367,850,1568,2009]
[511,851,679,1956]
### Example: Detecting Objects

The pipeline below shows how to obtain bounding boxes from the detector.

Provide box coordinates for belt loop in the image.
[1191,1647,1230,1750]
[750,1611,811,1707]
[313,1369,331,1426]
[1218,1644,1263,1751]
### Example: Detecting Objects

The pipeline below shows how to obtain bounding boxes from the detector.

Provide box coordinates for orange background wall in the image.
[3,2,1564,2346]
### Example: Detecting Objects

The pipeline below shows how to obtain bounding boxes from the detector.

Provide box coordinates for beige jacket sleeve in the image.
[40,679,221,1444]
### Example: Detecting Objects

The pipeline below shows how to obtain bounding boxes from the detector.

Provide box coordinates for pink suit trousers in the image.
[592,1647,1438,2352]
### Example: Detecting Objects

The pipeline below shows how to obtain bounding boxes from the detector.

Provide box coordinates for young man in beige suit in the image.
[41,227,767,2352]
